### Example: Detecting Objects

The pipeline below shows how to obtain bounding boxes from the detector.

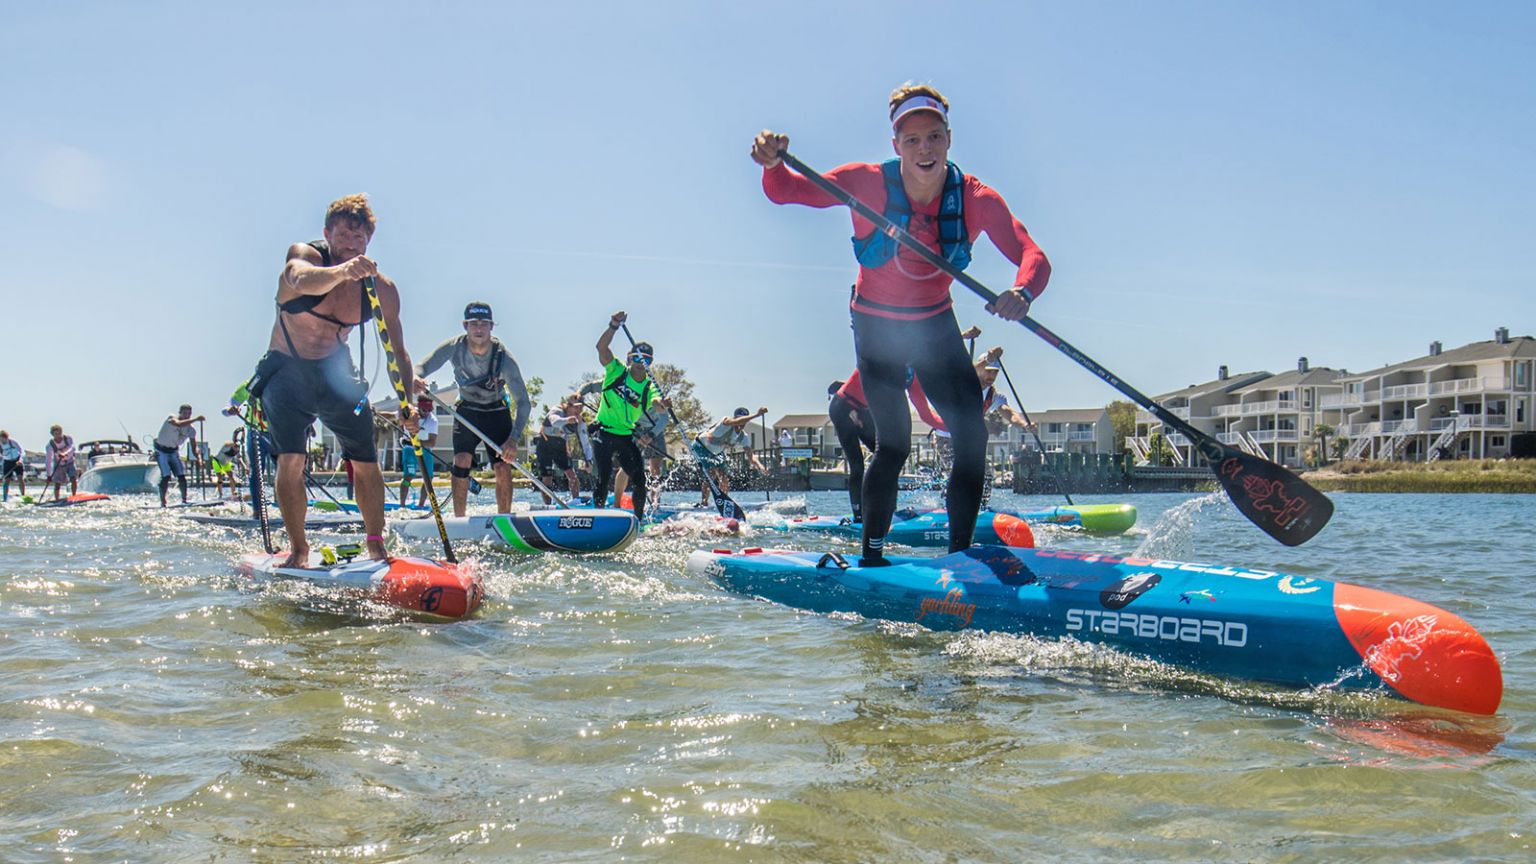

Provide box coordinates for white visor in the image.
[891,95,948,130]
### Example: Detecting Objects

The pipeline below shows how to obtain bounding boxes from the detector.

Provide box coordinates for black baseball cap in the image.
[464,302,494,322]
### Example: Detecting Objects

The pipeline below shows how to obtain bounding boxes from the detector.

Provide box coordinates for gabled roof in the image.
[774,413,831,429]
[1339,336,1535,382]
[1155,371,1270,402]
[773,413,940,434]
[1032,408,1108,423]
[1232,367,1345,394]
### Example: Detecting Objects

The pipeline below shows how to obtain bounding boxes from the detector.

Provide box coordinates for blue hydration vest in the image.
[851,159,972,271]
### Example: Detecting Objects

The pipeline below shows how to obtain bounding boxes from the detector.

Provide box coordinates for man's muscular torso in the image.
[269,243,395,360]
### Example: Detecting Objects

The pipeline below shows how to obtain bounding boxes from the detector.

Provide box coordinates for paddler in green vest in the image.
[592,311,669,522]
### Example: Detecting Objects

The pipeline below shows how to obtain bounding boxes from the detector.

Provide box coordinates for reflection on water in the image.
[0,491,1532,861]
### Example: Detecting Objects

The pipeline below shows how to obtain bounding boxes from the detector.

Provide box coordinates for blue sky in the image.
[2,1,1531,447]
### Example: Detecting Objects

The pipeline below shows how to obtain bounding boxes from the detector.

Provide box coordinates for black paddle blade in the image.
[1211,446,1333,546]
[716,494,747,521]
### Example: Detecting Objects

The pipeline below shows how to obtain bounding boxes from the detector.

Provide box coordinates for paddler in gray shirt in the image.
[414,301,531,516]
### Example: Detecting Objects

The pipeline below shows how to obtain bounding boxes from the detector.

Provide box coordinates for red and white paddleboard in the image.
[237,552,482,620]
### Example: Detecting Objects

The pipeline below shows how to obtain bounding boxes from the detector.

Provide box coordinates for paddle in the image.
[245,420,277,553]
[775,151,1332,546]
[619,323,748,521]
[361,277,456,563]
[425,391,573,508]
[996,358,1073,506]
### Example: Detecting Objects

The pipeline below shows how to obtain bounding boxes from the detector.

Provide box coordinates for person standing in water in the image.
[154,404,205,507]
[1,430,26,502]
[752,83,1050,564]
[261,194,415,566]
[414,302,532,516]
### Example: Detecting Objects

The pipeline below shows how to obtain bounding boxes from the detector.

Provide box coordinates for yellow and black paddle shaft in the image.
[363,276,456,563]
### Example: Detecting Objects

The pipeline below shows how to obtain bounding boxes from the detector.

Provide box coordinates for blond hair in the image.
[888,82,950,119]
[325,193,376,234]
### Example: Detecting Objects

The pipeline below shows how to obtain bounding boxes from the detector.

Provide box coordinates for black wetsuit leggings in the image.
[593,431,646,522]
[828,393,877,521]
[852,307,987,556]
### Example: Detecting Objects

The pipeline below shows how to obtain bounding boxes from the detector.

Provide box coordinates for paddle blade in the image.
[1212,446,1333,546]
[716,494,747,521]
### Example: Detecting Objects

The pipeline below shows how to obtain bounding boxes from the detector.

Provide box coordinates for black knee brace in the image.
[451,464,473,479]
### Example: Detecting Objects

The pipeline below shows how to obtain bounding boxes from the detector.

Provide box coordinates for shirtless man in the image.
[263,194,416,566]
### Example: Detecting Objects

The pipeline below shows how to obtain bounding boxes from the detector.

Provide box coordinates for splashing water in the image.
[1133,491,1225,559]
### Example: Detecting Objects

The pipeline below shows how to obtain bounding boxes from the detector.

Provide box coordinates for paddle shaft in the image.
[362,277,456,563]
[778,152,1224,453]
[619,324,746,520]
[996,358,1073,506]
[425,390,570,508]
[775,151,1330,545]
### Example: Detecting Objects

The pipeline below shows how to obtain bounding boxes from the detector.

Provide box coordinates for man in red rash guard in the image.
[827,368,945,524]
[752,82,1050,565]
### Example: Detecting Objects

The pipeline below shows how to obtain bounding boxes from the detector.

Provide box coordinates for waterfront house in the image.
[1326,328,1534,461]
[1129,366,1270,466]
[1026,407,1116,456]
[1217,358,1346,467]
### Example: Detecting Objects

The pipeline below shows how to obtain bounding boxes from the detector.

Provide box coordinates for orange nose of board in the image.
[991,512,1035,548]
[379,560,483,619]
[1333,582,1502,715]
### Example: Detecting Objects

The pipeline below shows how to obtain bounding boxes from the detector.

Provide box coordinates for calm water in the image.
[2,489,1533,862]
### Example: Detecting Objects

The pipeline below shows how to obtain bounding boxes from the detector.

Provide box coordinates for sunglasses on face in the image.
[629,353,653,366]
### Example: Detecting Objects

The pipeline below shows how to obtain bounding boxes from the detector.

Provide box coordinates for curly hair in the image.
[324,193,376,234]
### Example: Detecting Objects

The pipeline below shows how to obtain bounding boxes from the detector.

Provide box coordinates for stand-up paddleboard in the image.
[1011,503,1137,534]
[687,545,1502,715]
[238,550,481,620]
[35,493,111,508]
[776,508,1037,548]
[184,512,366,531]
[391,508,638,554]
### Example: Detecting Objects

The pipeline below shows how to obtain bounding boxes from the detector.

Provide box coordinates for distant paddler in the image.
[1,430,26,502]
[591,311,670,523]
[690,407,769,508]
[43,424,78,501]
[533,393,587,505]
[412,301,531,516]
[752,82,1051,564]
[382,394,439,508]
[154,404,205,507]
[259,193,415,567]
[209,439,242,501]
[924,338,1036,508]
[827,367,946,524]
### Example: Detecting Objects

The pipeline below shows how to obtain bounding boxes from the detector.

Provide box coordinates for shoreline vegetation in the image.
[1300,459,1536,494]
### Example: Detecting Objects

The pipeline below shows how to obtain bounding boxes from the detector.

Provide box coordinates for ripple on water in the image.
[0,490,1533,861]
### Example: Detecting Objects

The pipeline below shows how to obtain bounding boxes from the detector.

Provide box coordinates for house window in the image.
[1303,389,1313,409]
[1491,435,1506,448]
[1517,361,1530,388]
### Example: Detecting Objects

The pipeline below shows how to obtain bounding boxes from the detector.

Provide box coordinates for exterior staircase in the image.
[1378,421,1416,461]
[1427,418,1466,462]
[1344,433,1372,461]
